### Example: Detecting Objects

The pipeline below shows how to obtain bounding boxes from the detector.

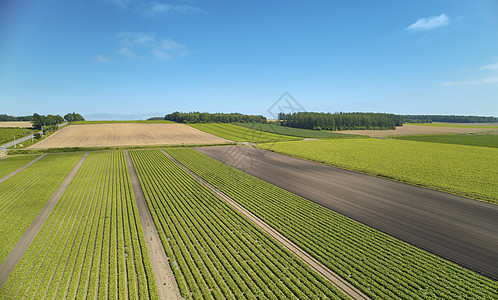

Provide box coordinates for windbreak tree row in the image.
[279,112,403,130]
[130,149,347,300]
[167,148,498,300]
[0,151,157,299]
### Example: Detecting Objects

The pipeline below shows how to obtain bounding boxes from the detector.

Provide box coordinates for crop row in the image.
[0,151,157,299]
[130,149,347,299]
[235,123,363,139]
[167,148,498,299]
[0,154,40,178]
[0,153,83,265]
[190,123,299,143]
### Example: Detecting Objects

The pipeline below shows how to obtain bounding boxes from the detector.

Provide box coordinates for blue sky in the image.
[1,0,497,119]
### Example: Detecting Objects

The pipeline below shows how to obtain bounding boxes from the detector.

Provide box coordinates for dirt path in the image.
[0,154,46,184]
[0,152,88,290]
[124,150,181,300]
[162,149,369,300]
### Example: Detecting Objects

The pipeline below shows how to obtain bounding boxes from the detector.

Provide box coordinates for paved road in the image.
[0,123,67,151]
[197,145,498,279]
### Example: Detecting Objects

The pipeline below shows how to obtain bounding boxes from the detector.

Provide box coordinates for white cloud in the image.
[117,32,188,61]
[406,14,450,31]
[480,62,498,70]
[442,76,498,87]
[107,0,132,9]
[144,2,202,15]
[94,55,111,63]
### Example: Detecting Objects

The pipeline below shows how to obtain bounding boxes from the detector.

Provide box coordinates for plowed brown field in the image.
[0,122,32,128]
[29,124,229,148]
[336,124,497,137]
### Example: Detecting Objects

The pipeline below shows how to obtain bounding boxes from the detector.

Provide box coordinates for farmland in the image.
[0,122,33,128]
[0,128,32,145]
[393,134,498,148]
[405,122,498,128]
[28,123,229,149]
[168,148,498,299]
[0,151,157,299]
[71,120,176,124]
[0,155,40,178]
[0,153,83,265]
[260,139,498,202]
[236,123,364,139]
[190,123,300,143]
[335,124,497,137]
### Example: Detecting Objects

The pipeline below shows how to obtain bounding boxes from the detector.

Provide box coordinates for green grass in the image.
[0,151,158,299]
[190,123,300,143]
[0,153,83,265]
[405,123,498,129]
[259,139,498,202]
[168,148,498,299]
[0,154,40,178]
[236,123,366,139]
[393,134,498,148]
[130,149,347,299]
[0,128,33,145]
[71,120,176,124]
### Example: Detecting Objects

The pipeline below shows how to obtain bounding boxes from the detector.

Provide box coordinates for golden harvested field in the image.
[336,124,498,137]
[0,122,32,128]
[29,124,230,148]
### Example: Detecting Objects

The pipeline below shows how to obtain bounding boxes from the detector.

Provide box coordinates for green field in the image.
[0,151,157,299]
[405,123,498,129]
[0,153,83,264]
[71,120,176,124]
[259,139,498,202]
[236,123,365,139]
[393,134,498,148]
[0,128,32,145]
[190,123,300,143]
[130,149,346,299]
[168,148,498,299]
[0,155,40,178]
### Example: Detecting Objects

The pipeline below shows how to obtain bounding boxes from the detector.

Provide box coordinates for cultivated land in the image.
[170,148,498,299]
[190,123,300,143]
[72,120,176,124]
[260,139,498,201]
[0,155,40,178]
[0,128,33,145]
[0,151,158,299]
[0,122,33,128]
[28,123,229,149]
[197,145,498,278]
[393,134,498,148]
[236,123,364,139]
[407,122,498,128]
[336,124,497,137]
[130,149,348,299]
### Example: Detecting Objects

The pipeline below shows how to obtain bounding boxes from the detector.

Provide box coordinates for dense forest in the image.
[32,113,65,130]
[0,114,32,121]
[64,112,85,122]
[278,112,404,130]
[403,115,498,123]
[165,112,267,123]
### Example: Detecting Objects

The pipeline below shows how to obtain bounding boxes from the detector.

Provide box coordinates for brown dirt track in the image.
[197,145,498,279]
[336,124,498,137]
[28,124,229,148]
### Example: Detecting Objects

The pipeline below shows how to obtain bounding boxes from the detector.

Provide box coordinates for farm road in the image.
[197,145,498,279]
[0,154,46,184]
[0,152,88,289]
[162,149,369,300]
[125,151,181,300]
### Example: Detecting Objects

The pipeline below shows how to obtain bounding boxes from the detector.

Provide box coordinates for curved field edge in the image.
[189,123,300,142]
[167,148,498,299]
[129,149,348,299]
[258,139,498,204]
[235,123,365,139]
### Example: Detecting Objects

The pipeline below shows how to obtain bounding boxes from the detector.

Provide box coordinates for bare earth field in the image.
[0,122,32,128]
[336,124,497,137]
[29,123,229,148]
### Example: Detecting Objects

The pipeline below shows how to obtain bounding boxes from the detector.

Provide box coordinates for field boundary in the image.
[161,149,369,300]
[0,154,46,184]
[0,152,88,289]
[124,150,181,300]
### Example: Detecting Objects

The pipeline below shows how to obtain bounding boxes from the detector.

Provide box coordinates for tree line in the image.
[278,112,404,131]
[402,115,498,123]
[1,113,85,129]
[0,114,33,121]
[165,112,267,123]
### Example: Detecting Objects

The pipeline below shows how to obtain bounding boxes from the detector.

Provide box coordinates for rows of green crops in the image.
[392,133,498,148]
[167,148,498,299]
[236,123,364,139]
[0,154,40,178]
[0,151,157,299]
[190,123,300,143]
[259,139,498,202]
[130,149,347,299]
[0,153,83,264]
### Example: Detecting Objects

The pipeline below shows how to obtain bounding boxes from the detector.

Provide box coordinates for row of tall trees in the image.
[278,112,404,131]
[402,115,498,123]
[64,112,85,122]
[31,113,65,130]
[165,112,267,123]
[0,114,32,121]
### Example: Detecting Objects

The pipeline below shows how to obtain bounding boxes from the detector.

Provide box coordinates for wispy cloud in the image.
[480,62,498,70]
[94,55,111,63]
[106,0,202,16]
[117,32,189,60]
[442,77,498,87]
[406,14,450,31]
